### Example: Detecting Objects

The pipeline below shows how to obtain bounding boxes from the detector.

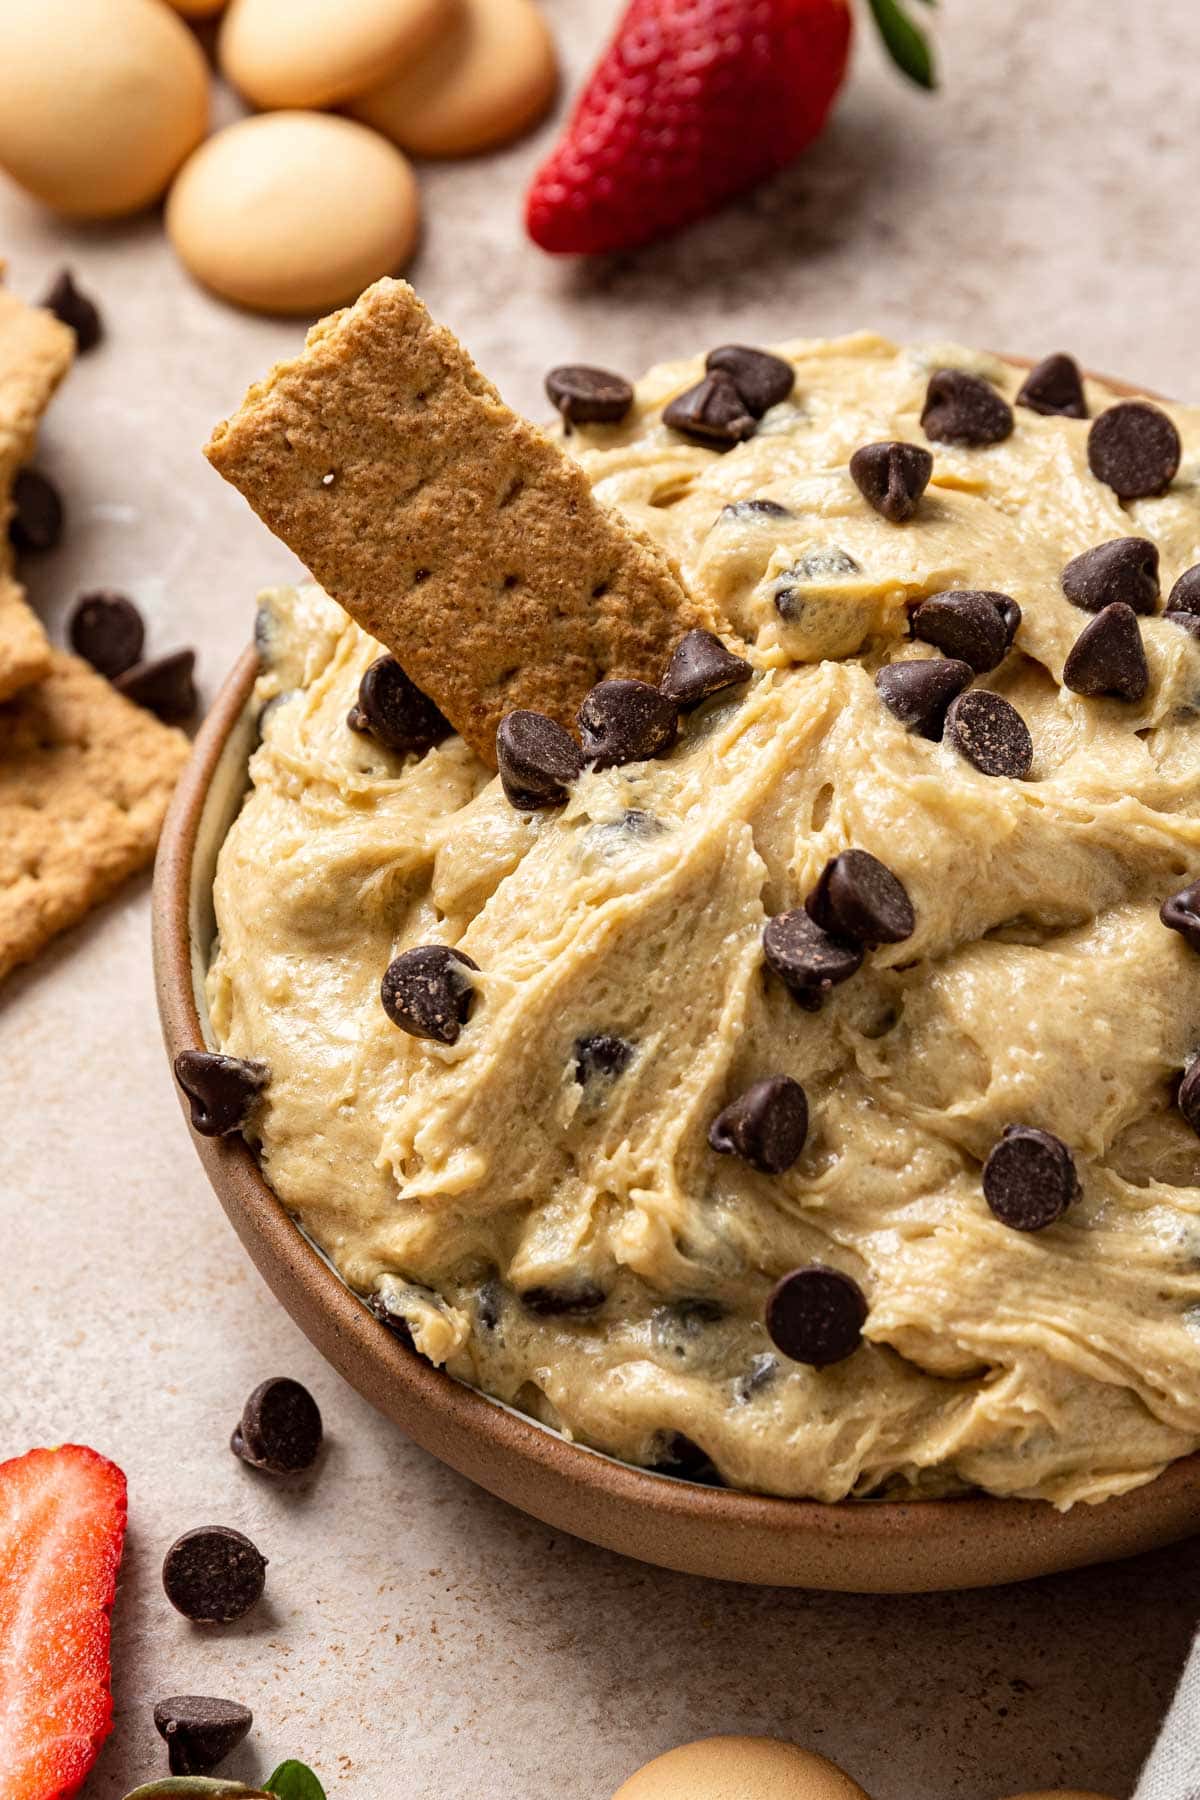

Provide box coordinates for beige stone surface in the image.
[1,2,1198,1793]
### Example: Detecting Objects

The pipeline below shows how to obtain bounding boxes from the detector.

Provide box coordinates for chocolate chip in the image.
[577,678,678,767]
[766,1266,867,1367]
[545,364,634,426]
[573,1033,634,1082]
[366,1291,415,1348]
[704,344,795,417]
[173,1051,267,1138]
[944,689,1033,779]
[67,590,144,678]
[763,907,864,1008]
[496,709,584,808]
[660,628,752,709]
[115,648,198,723]
[910,591,1013,673]
[1167,566,1200,616]
[347,654,449,755]
[708,1075,808,1175]
[231,1376,322,1476]
[1060,538,1160,615]
[1062,602,1149,702]
[41,267,102,353]
[982,1125,1079,1231]
[9,468,63,553]
[920,369,1013,447]
[381,945,478,1043]
[650,1432,721,1483]
[719,498,792,521]
[153,1695,253,1776]
[805,849,915,947]
[1088,401,1181,499]
[1165,611,1200,642]
[663,371,756,446]
[1161,880,1200,952]
[994,595,1023,645]
[1015,353,1087,419]
[875,657,972,739]
[1178,1060,1200,1136]
[161,1526,267,1624]
[520,1282,606,1316]
[849,440,933,522]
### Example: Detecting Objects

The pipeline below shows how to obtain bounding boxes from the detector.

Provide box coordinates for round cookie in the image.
[166,112,419,317]
[218,0,456,110]
[349,0,557,158]
[612,1737,872,1800]
[0,0,209,218]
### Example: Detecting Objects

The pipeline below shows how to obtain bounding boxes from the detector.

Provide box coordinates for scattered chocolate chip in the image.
[944,689,1033,779]
[650,1431,721,1483]
[161,1526,267,1625]
[910,591,1013,673]
[347,654,449,755]
[708,1075,808,1175]
[663,371,756,446]
[766,1266,867,1367]
[173,1051,267,1138]
[1060,537,1160,615]
[705,343,795,416]
[9,468,63,553]
[1015,353,1087,419]
[1167,566,1200,616]
[577,678,678,767]
[520,1282,606,1316]
[41,267,102,353]
[733,1352,778,1402]
[231,1377,322,1476]
[1165,611,1200,642]
[921,369,1013,448]
[114,648,198,723]
[496,708,584,808]
[67,590,144,678]
[545,364,634,426]
[719,497,792,521]
[381,944,478,1043]
[1062,602,1149,702]
[763,908,863,1008]
[1088,401,1181,499]
[849,440,933,522]
[982,1125,1080,1231]
[875,657,972,739]
[573,1033,634,1082]
[805,849,915,947]
[153,1695,253,1776]
[660,628,752,709]
[366,1291,415,1348]
[1178,1060,1200,1136]
[1161,880,1200,952]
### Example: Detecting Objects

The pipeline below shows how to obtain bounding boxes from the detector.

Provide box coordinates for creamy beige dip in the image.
[208,333,1200,1506]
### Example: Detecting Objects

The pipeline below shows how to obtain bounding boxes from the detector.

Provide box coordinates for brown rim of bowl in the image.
[152,359,1200,1591]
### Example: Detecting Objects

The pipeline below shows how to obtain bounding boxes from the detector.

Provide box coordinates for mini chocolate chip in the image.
[921,369,1013,447]
[366,1291,415,1348]
[1060,538,1160,615]
[231,1376,322,1476]
[805,849,915,947]
[1088,401,1181,499]
[1062,602,1149,702]
[849,441,933,522]
[545,364,634,426]
[161,1526,267,1624]
[705,344,795,416]
[114,648,198,723]
[650,1431,721,1483]
[577,678,678,767]
[573,1033,634,1082]
[1015,353,1087,418]
[41,267,102,353]
[153,1696,253,1776]
[944,689,1033,779]
[910,591,1013,673]
[9,468,63,552]
[762,909,862,1010]
[1178,1060,1200,1135]
[660,628,752,709]
[708,1075,808,1175]
[766,1266,868,1367]
[719,498,792,521]
[173,1051,267,1138]
[67,590,144,678]
[875,658,972,740]
[521,1282,607,1316]
[663,371,756,446]
[1167,566,1200,616]
[1165,611,1200,642]
[347,654,450,754]
[496,709,584,808]
[1161,880,1200,952]
[982,1125,1080,1231]
[381,944,478,1043]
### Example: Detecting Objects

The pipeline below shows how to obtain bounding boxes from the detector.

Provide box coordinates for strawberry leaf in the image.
[866,0,937,88]
[265,1763,327,1800]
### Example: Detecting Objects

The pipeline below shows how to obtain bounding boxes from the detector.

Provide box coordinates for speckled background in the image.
[2,1,1198,1794]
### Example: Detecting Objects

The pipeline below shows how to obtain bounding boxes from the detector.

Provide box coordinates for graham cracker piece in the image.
[0,651,189,985]
[206,279,707,765]
[0,571,54,702]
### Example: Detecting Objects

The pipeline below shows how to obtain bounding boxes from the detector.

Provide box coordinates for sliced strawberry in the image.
[0,1445,128,1800]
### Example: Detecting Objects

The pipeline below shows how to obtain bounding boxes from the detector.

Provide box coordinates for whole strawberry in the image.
[526,0,934,256]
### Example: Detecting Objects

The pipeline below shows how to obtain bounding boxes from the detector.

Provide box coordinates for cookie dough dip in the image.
[201,289,1200,1507]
